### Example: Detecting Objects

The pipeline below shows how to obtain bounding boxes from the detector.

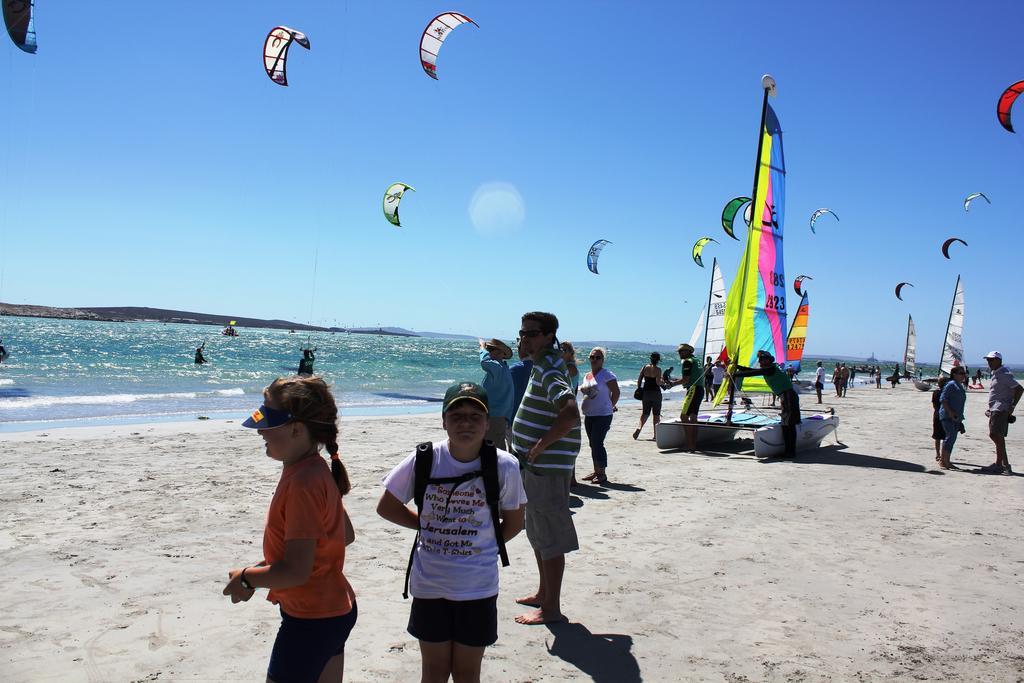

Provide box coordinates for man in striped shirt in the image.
[510,311,581,625]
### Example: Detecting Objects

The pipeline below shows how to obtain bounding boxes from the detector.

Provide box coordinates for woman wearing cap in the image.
[377,382,527,683]
[634,352,665,439]
[223,376,357,683]
[579,347,619,484]
[938,366,969,470]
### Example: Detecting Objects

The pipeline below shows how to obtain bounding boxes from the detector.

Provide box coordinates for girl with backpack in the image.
[223,377,357,683]
[377,382,526,683]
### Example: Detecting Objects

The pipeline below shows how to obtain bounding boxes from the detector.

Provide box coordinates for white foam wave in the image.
[0,387,247,410]
[0,379,14,386]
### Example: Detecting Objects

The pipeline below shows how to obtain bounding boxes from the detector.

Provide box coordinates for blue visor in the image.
[242,404,293,429]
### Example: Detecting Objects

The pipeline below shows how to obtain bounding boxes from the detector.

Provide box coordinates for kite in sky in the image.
[264,27,310,86]
[963,192,990,212]
[997,80,1024,133]
[941,237,967,259]
[895,282,913,301]
[420,12,478,79]
[691,237,718,268]
[720,197,751,241]
[809,208,839,234]
[382,183,415,227]
[587,239,612,274]
[793,274,813,297]
[3,0,36,53]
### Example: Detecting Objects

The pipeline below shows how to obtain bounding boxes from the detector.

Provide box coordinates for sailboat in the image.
[711,75,836,456]
[659,77,836,454]
[657,258,740,449]
[915,276,964,391]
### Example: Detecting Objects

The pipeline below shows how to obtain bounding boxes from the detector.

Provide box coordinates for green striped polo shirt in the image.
[511,347,581,476]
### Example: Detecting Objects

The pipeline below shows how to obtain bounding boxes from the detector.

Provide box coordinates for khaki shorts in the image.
[989,411,1010,439]
[522,469,578,560]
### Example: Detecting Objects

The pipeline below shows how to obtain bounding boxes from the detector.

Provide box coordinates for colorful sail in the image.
[939,275,964,376]
[703,259,728,363]
[904,315,916,376]
[716,89,787,401]
[785,292,809,373]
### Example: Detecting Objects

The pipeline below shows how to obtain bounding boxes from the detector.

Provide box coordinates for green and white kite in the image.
[383,182,415,227]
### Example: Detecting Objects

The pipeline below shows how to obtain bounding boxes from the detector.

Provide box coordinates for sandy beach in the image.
[2,383,1022,681]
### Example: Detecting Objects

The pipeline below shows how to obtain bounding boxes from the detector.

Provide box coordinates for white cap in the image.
[984,351,1002,360]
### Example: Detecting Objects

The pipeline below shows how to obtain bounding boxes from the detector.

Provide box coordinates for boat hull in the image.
[913,379,935,392]
[752,414,839,458]
[655,411,774,450]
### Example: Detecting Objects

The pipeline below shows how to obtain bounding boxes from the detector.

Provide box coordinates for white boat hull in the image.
[913,379,935,392]
[655,411,771,450]
[752,414,839,458]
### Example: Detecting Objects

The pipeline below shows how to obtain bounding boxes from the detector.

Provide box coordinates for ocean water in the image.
[0,316,918,431]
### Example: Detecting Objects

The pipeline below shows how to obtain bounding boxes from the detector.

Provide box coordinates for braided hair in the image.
[264,376,350,496]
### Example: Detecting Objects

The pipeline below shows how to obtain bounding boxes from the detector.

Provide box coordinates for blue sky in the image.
[1,0,1021,362]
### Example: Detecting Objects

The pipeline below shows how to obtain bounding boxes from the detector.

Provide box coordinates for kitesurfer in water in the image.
[0,338,7,363]
[298,347,316,376]
[194,343,207,365]
[729,351,802,459]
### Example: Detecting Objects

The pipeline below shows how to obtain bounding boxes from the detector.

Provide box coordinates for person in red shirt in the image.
[223,377,356,683]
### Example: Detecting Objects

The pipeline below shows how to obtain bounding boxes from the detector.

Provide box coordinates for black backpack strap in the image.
[480,440,510,567]
[404,442,433,599]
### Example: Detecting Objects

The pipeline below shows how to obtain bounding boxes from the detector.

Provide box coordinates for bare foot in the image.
[515,594,542,607]
[515,608,567,625]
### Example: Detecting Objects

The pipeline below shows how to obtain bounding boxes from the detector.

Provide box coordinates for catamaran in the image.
[915,276,964,391]
[657,258,743,449]
[658,76,837,455]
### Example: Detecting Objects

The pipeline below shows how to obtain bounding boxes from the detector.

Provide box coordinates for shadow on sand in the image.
[662,439,930,474]
[545,621,641,683]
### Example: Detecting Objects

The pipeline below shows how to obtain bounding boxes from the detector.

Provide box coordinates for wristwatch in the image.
[240,567,254,591]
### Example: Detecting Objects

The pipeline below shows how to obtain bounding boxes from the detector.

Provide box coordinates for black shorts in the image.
[779,390,801,426]
[683,384,704,416]
[408,595,498,647]
[931,414,945,440]
[268,602,358,683]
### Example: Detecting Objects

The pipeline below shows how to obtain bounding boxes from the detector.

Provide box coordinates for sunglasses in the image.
[589,355,603,360]
[518,329,546,338]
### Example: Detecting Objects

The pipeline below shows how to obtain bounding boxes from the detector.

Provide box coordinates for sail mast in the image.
[938,275,961,377]
[727,80,772,422]
[700,257,716,361]
[903,314,912,369]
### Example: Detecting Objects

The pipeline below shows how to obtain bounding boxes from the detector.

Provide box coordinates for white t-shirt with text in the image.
[383,439,527,600]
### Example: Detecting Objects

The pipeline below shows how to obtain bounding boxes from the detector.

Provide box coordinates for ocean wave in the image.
[0,379,13,386]
[0,388,247,410]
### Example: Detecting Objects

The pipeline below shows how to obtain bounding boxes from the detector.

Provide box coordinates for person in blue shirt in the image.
[478,338,514,448]
[508,340,533,417]
[937,366,968,470]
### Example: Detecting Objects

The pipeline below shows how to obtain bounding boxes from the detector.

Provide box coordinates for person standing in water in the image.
[194,342,207,365]
[298,347,316,376]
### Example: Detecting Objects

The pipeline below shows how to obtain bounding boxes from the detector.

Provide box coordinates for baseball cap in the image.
[984,351,1003,360]
[442,382,489,414]
[242,404,293,429]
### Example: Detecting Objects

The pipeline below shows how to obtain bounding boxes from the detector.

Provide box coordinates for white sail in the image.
[688,305,706,348]
[703,260,728,361]
[939,276,964,376]
[904,315,916,375]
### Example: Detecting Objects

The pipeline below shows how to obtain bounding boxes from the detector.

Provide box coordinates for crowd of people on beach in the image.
[219,311,1021,683]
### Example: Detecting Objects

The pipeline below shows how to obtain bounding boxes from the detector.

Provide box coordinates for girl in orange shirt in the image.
[224,377,356,683]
